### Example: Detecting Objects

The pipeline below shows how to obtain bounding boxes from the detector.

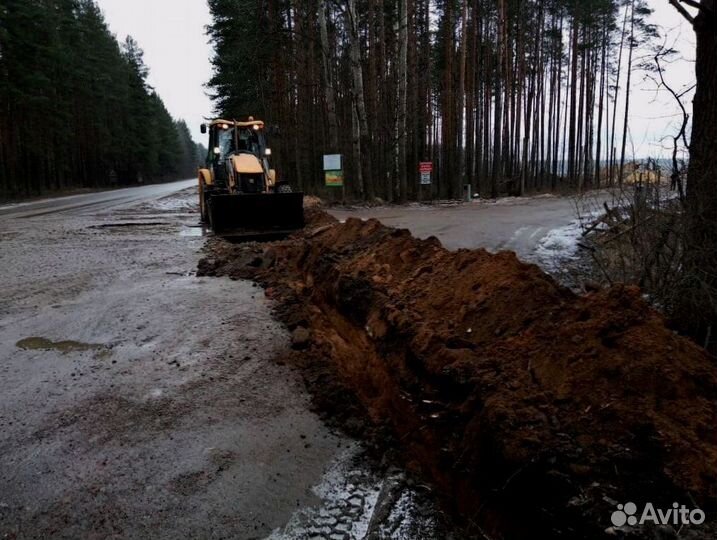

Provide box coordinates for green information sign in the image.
[325,170,344,187]
[323,154,343,187]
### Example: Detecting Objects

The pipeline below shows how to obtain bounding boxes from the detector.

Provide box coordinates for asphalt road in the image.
[0,181,444,539]
[0,180,199,219]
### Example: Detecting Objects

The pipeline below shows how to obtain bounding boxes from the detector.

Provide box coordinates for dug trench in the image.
[198,208,717,539]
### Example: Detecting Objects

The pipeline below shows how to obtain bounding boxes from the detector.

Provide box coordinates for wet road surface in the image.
[0,180,198,219]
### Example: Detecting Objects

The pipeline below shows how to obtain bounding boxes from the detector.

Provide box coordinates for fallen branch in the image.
[601,214,656,245]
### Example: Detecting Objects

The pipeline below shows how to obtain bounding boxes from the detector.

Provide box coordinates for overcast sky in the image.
[96,0,213,144]
[95,0,696,159]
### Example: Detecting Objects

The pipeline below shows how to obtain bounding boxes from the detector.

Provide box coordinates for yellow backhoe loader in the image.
[198,118,304,237]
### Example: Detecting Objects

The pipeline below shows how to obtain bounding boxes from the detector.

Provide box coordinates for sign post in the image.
[323,154,344,202]
[419,161,433,201]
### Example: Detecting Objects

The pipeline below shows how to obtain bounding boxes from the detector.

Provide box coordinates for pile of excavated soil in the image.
[198,210,717,539]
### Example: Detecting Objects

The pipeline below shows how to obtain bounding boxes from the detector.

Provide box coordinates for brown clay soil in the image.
[198,208,717,539]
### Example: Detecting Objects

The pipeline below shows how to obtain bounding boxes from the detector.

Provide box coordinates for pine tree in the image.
[0,0,196,198]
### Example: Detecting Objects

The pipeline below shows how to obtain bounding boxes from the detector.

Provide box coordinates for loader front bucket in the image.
[207,192,305,236]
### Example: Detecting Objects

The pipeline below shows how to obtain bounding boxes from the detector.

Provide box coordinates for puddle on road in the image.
[144,194,198,212]
[16,337,110,358]
[90,222,169,229]
[179,226,205,237]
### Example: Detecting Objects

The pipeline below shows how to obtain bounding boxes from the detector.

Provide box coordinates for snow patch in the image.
[534,219,584,273]
[265,444,445,539]
[266,444,381,540]
[376,489,442,539]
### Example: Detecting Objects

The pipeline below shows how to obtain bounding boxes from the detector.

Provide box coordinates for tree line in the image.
[0,0,202,199]
[207,0,662,201]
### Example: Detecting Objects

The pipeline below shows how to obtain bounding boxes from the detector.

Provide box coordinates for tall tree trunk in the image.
[552,15,563,185]
[582,31,596,187]
[397,0,408,201]
[368,0,380,193]
[492,0,507,196]
[594,16,608,187]
[482,16,491,191]
[318,0,338,151]
[609,5,629,185]
[346,0,368,198]
[456,0,468,196]
[441,0,455,198]
[501,0,512,182]
[618,0,635,186]
[678,0,717,349]
[567,18,579,185]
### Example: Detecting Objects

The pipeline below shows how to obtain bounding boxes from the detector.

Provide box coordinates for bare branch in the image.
[655,49,690,202]
[668,0,695,24]
[679,0,712,14]
[677,83,697,99]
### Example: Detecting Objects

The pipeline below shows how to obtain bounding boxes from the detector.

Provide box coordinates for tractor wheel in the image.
[276,183,293,194]
[207,197,217,232]
[199,181,208,223]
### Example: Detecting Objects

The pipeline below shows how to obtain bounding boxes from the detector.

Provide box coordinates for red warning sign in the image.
[419,162,433,173]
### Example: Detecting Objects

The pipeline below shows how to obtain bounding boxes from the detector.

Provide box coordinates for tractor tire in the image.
[199,182,209,223]
[207,197,218,233]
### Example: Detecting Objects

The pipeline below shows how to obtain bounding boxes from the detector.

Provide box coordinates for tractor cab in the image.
[202,119,272,189]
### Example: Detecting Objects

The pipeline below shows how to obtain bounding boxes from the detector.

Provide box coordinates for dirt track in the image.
[0,183,448,539]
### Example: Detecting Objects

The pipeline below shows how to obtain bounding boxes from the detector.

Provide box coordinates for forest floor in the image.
[0,182,451,539]
[199,205,716,539]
